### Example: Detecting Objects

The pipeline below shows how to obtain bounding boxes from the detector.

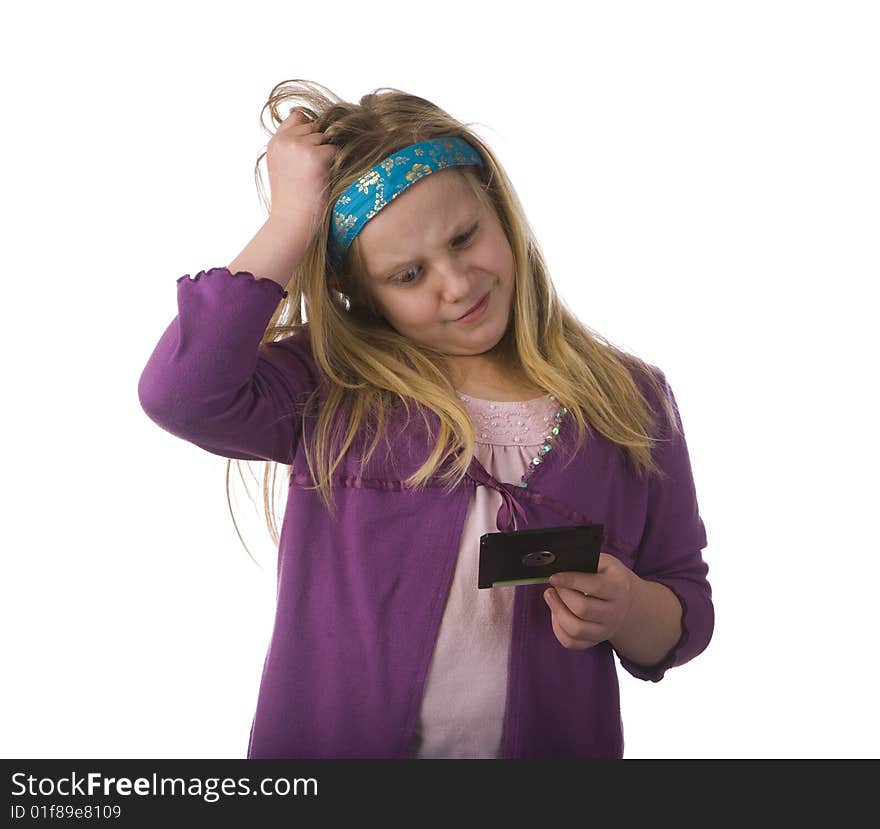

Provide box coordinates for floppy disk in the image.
[477,523,603,589]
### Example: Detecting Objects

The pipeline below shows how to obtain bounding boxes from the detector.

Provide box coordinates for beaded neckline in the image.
[455,392,550,405]
[457,392,568,488]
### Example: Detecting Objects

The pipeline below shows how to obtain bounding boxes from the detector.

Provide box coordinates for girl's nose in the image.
[437,256,476,301]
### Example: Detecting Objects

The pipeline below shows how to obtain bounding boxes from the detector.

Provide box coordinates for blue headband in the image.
[328,136,484,270]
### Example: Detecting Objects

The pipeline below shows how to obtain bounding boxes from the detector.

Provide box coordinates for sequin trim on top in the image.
[457,393,569,488]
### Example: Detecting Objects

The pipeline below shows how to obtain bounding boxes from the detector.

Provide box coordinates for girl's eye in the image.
[391,223,479,286]
[457,223,479,248]
[394,266,421,285]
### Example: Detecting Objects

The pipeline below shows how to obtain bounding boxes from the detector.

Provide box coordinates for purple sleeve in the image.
[615,368,714,682]
[137,267,317,465]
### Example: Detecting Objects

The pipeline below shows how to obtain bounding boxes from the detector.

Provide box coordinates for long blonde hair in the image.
[227,79,680,564]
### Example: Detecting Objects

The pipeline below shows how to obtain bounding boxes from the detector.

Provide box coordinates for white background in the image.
[2,1,877,759]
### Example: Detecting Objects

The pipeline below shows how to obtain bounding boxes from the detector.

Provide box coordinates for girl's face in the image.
[354,169,516,368]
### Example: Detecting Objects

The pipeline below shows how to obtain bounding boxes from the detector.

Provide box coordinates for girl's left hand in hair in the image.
[543,553,637,650]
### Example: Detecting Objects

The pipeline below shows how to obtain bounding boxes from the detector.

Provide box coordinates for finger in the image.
[544,589,604,642]
[597,552,615,570]
[285,107,311,121]
[276,107,318,135]
[550,584,589,617]
[278,108,307,128]
[548,571,608,599]
[549,607,577,649]
[553,586,608,625]
[548,599,595,650]
[303,130,329,143]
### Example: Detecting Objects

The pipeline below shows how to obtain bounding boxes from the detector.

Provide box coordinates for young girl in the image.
[138,79,713,759]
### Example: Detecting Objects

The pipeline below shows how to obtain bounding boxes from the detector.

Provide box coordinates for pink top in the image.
[410,391,563,758]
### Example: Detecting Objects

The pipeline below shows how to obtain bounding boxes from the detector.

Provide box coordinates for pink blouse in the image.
[410,391,563,758]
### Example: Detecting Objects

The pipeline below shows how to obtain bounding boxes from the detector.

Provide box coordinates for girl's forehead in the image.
[357,172,480,256]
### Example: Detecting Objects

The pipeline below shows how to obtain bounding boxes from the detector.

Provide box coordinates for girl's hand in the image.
[266,107,338,243]
[543,553,637,650]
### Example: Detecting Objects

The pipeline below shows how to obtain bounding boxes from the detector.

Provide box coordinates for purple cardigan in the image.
[138,267,713,759]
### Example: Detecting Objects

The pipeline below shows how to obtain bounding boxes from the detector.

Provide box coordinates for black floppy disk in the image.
[477,523,603,589]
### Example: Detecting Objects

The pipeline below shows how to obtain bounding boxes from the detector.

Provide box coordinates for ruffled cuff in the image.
[177,266,289,298]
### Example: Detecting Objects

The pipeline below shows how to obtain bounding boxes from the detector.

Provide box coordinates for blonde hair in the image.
[227,79,680,564]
